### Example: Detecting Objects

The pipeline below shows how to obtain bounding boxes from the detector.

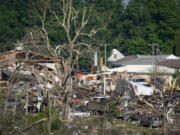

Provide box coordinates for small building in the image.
[108,65,175,83]
[158,59,180,69]
[108,54,179,83]
[112,54,179,68]
[108,49,125,62]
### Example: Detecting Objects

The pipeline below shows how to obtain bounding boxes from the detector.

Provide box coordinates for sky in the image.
[123,0,130,5]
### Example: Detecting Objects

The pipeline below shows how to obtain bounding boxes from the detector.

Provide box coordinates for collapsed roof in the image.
[0,50,57,69]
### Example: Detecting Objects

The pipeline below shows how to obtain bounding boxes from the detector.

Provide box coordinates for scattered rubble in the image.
[0,50,180,134]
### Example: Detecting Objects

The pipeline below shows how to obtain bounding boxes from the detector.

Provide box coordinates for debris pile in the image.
[0,50,180,134]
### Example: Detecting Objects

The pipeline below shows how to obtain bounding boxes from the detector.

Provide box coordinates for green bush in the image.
[173,69,180,87]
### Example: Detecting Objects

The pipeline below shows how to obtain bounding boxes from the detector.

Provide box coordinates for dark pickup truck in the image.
[140,116,162,128]
[88,96,109,115]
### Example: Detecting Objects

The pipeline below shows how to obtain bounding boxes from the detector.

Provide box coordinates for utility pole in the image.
[104,76,105,96]
[104,43,107,69]
[104,43,110,71]
[148,43,158,79]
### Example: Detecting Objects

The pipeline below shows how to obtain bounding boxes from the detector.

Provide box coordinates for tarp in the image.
[76,73,85,77]
[114,79,135,98]
[87,76,94,80]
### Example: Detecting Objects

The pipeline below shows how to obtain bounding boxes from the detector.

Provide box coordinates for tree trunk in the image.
[76,58,79,73]
[62,92,68,120]
[3,90,10,117]
[162,114,169,135]
[47,92,52,135]
[25,89,29,115]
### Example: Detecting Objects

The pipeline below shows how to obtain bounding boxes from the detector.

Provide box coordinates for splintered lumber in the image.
[0,50,59,68]
[0,81,9,84]
[0,81,9,90]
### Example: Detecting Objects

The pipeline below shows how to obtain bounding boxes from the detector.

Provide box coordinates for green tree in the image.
[147,0,180,53]
[173,29,180,56]
[0,0,31,52]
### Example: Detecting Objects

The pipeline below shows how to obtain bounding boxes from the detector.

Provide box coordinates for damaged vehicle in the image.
[140,116,162,128]
[130,78,148,86]
[114,78,153,97]
[129,81,153,96]
[88,96,109,115]
[0,97,24,111]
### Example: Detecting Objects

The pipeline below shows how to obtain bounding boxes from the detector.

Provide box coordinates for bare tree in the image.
[31,0,104,122]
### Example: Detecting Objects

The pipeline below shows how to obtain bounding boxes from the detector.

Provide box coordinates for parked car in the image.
[140,116,162,128]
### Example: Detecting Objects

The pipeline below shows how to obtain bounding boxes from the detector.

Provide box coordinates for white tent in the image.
[166,54,179,59]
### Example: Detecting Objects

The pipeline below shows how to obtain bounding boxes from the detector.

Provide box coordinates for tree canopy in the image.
[0,0,180,56]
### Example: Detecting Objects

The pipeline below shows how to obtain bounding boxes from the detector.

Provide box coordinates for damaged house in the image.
[0,50,61,112]
[0,50,59,91]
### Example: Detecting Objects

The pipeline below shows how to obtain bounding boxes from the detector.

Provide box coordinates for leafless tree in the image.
[31,0,104,123]
[0,0,105,133]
